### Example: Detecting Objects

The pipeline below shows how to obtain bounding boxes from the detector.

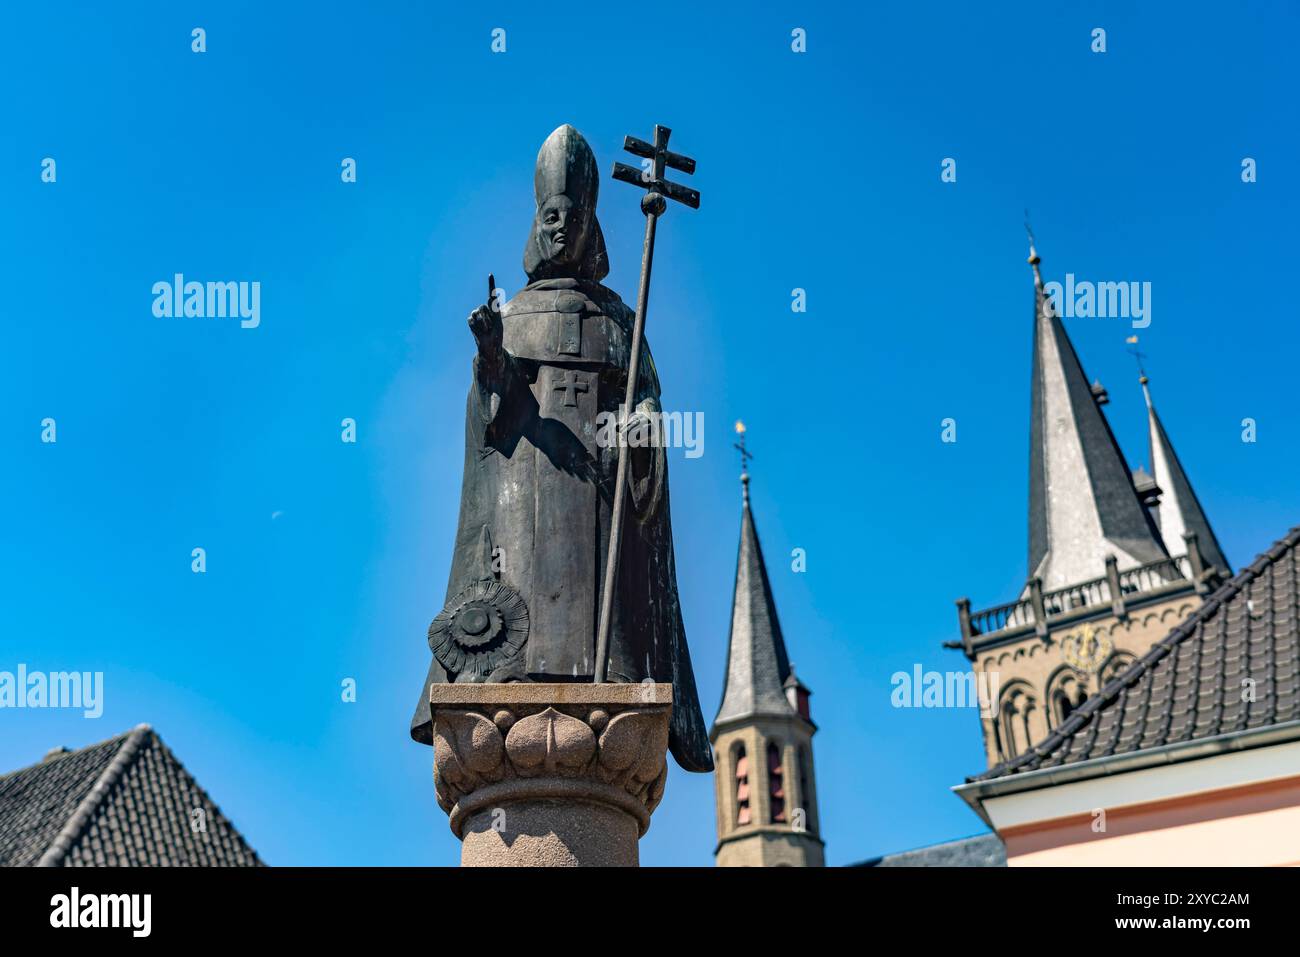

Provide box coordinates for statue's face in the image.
[537,195,590,267]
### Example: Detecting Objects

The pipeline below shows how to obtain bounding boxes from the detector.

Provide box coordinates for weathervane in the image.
[734,421,754,503]
[1126,334,1149,384]
[1024,214,1047,293]
[593,124,700,683]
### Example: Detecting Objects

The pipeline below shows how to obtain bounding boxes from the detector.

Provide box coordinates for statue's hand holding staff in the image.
[618,408,654,448]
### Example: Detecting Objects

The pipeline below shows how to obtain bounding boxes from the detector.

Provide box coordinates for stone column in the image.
[429,683,673,867]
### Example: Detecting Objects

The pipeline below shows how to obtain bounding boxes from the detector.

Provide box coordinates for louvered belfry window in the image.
[767,742,786,823]
[797,746,811,823]
[735,746,751,825]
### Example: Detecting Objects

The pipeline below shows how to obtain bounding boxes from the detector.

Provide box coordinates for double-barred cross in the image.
[594,122,699,683]
[611,125,700,210]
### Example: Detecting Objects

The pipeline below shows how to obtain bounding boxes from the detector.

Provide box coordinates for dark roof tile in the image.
[856,833,1006,868]
[974,525,1300,782]
[0,725,261,866]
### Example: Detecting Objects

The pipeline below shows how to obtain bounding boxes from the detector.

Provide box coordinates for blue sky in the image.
[2,1,1297,866]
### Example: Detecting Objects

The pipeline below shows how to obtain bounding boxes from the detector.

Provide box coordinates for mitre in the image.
[523,124,609,282]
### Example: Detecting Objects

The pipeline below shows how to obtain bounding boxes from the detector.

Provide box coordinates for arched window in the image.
[1047,667,1088,729]
[733,744,751,826]
[997,683,1037,761]
[796,746,812,833]
[988,705,1005,760]
[1099,650,1136,685]
[767,742,786,823]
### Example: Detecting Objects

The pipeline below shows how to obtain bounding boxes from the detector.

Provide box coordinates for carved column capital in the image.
[429,683,673,866]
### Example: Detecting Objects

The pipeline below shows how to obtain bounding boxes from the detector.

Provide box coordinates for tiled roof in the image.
[855,833,1006,867]
[0,725,262,866]
[974,525,1300,782]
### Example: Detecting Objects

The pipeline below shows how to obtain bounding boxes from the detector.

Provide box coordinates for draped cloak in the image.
[408,276,713,773]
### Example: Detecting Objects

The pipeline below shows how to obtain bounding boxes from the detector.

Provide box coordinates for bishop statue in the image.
[409,124,712,773]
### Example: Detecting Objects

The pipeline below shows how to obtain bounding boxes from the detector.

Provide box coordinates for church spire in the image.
[1141,373,1231,574]
[711,424,824,866]
[714,424,794,728]
[1026,239,1168,591]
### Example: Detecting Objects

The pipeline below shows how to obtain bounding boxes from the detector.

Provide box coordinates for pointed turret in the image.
[713,446,795,729]
[1142,375,1231,574]
[1026,240,1168,590]
[712,423,823,867]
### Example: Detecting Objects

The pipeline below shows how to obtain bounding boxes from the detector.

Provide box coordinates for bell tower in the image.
[948,239,1230,769]
[711,424,824,867]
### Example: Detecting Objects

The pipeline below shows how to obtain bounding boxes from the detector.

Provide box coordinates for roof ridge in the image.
[145,727,265,864]
[35,723,153,866]
[0,727,136,784]
[973,525,1300,782]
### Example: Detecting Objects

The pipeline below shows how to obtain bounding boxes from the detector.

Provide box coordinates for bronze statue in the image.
[410,125,712,773]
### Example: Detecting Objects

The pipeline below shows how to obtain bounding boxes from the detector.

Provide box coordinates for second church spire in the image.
[1026,241,1168,591]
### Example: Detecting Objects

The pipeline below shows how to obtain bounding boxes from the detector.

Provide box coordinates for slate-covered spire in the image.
[713,430,795,729]
[1142,375,1231,573]
[1027,240,1168,591]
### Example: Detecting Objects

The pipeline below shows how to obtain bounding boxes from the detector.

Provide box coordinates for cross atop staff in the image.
[593,123,700,683]
[612,125,700,211]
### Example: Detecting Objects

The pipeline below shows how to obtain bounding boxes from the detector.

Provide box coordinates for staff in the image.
[593,125,700,682]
